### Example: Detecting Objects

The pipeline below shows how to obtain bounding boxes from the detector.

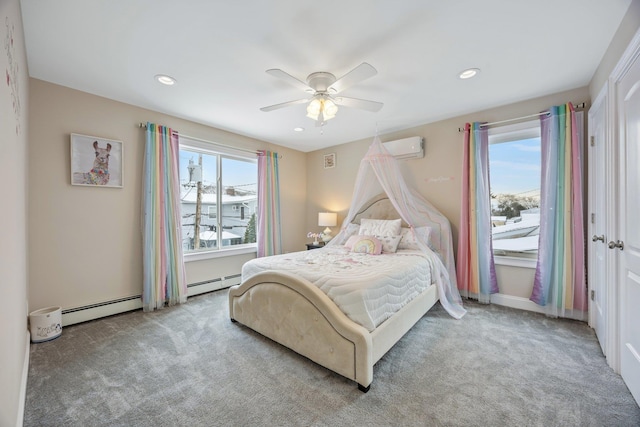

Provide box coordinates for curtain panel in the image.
[142,123,187,311]
[257,150,282,257]
[457,122,499,303]
[531,104,586,320]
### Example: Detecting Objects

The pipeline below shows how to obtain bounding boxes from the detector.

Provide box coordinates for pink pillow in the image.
[344,234,361,250]
[350,236,382,255]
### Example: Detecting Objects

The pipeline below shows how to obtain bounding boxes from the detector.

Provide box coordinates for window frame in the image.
[488,119,541,266]
[178,137,258,262]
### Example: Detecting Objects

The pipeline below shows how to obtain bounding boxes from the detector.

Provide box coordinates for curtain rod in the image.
[457,102,586,132]
[137,122,280,157]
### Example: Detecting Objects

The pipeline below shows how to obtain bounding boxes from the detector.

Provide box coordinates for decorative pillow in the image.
[344,234,361,250]
[333,223,360,245]
[376,234,402,253]
[398,226,432,250]
[359,218,402,237]
[350,236,382,255]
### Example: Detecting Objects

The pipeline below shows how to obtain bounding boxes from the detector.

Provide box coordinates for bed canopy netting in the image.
[327,136,466,319]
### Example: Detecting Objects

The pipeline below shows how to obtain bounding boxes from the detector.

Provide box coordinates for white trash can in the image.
[29,306,62,343]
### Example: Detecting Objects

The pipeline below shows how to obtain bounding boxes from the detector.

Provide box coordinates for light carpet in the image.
[24,289,640,426]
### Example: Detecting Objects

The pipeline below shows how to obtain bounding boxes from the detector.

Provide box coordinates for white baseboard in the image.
[491,293,546,314]
[61,275,242,327]
[17,330,29,427]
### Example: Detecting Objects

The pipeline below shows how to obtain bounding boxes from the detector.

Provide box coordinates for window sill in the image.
[184,245,257,262]
[493,255,537,269]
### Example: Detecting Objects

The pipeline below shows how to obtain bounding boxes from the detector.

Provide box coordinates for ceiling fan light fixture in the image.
[306,96,338,122]
[323,99,338,120]
[306,98,322,120]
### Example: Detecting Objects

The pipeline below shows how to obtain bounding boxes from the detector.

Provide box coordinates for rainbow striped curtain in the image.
[257,150,282,257]
[142,123,187,311]
[531,104,586,319]
[457,123,498,303]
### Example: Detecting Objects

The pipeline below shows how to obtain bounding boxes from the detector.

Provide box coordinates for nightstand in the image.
[306,242,325,250]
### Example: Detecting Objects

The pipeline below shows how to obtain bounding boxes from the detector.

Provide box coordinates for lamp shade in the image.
[318,212,337,227]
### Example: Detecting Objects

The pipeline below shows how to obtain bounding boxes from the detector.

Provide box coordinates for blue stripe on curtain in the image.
[142,123,187,311]
[257,150,282,257]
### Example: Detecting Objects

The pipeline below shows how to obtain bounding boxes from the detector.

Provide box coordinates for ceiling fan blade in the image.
[334,96,383,112]
[260,98,310,112]
[266,69,314,93]
[328,62,377,94]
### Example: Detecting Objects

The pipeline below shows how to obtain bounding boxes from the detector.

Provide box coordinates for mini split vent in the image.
[383,137,424,160]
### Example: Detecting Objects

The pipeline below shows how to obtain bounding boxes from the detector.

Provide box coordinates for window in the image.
[488,121,541,259]
[178,137,257,255]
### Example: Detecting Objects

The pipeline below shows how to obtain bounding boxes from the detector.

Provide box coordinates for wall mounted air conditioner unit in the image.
[383,136,424,160]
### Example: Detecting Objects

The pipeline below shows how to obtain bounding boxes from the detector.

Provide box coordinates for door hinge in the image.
[590,136,595,147]
[590,290,595,301]
[591,213,595,224]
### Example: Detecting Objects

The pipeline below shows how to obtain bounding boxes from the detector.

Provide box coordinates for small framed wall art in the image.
[70,133,123,188]
[324,152,336,169]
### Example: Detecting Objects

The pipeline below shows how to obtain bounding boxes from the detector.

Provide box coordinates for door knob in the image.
[592,235,605,243]
[608,240,624,250]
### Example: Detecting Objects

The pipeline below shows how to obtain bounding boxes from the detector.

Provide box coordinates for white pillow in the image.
[376,234,402,253]
[333,223,360,245]
[398,226,432,250]
[359,218,402,237]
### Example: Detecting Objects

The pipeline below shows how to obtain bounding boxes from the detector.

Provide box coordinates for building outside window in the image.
[488,120,541,258]
[178,138,257,253]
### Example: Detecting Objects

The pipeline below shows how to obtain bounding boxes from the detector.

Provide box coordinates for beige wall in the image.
[28,79,307,312]
[0,0,29,425]
[305,86,589,300]
[306,86,590,246]
[590,0,640,98]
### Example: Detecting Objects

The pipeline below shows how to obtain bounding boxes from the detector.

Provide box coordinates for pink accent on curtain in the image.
[457,123,498,303]
[142,123,187,311]
[531,104,586,320]
[257,150,282,257]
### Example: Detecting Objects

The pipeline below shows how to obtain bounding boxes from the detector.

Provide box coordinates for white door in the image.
[617,51,640,406]
[588,92,608,356]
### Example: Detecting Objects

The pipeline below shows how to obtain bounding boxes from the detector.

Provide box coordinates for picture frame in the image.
[70,133,123,188]
[324,152,336,169]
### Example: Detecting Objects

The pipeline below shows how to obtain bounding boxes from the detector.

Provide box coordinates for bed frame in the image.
[229,272,438,392]
[228,196,440,391]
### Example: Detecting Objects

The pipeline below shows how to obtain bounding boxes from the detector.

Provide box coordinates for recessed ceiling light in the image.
[458,68,480,79]
[155,74,176,85]
[294,127,305,132]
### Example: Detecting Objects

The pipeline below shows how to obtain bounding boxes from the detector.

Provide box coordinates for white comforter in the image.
[241,246,435,332]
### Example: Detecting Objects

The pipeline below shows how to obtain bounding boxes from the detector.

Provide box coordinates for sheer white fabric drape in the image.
[328,136,466,319]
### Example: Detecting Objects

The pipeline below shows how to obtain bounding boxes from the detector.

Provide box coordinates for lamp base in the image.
[321,227,333,242]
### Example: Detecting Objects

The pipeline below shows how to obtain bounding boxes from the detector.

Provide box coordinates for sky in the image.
[179,149,257,190]
[488,137,541,196]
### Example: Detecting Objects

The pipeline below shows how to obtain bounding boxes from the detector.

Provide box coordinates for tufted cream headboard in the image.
[351,195,409,228]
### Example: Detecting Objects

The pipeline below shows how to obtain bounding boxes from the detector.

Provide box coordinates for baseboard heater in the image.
[62,295,142,327]
[187,273,241,296]
[61,274,243,327]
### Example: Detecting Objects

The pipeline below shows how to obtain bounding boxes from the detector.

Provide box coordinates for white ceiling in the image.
[20,0,631,152]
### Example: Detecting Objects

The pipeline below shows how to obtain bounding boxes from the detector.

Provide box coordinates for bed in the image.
[228,195,458,392]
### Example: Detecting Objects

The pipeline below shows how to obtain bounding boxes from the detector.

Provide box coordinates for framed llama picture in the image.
[70,134,123,188]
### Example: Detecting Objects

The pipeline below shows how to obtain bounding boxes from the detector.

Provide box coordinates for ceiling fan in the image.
[260,62,383,125]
